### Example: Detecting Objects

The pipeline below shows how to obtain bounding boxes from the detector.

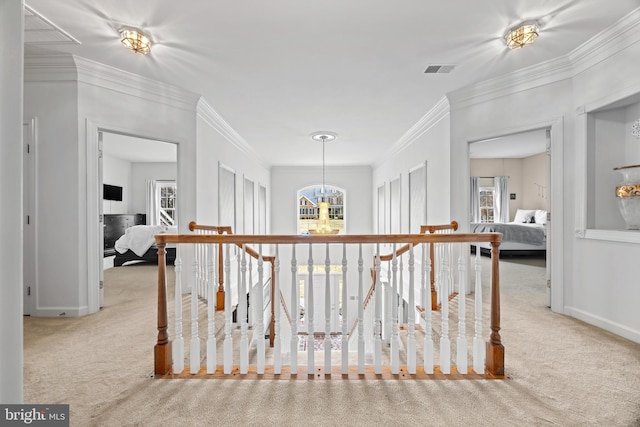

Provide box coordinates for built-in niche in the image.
[577,91,640,241]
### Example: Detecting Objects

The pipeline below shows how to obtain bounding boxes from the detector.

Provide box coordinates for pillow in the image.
[513,209,536,224]
[535,210,547,225]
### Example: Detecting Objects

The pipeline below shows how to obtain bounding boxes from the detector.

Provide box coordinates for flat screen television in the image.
[103,184,123,201]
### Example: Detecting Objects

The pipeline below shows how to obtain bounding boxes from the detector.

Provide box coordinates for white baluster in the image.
[190,255,200,374]
[324,244,331,375]
[274,245,282,375]
[374,244,382,375]
[473,247,485,374]
[239,245,248,374]
[206,243,216,374]
[256,245,265,375]
[423,242,434,374]
[357,244,365,375]
[223,244,233,374]
[440,245,451,374]
[407,244,416,374]
[248,255,253,327]
[384,258,391,344]
[398,251,404,330]
[172,248,184,374]
[290,244,298,375]
[391,244,400,374]
[420,242,427,330]
[307,243,315,375]
[341,243,349,375]
[456,246,468,374]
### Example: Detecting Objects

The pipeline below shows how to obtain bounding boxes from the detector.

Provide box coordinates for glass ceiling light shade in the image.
[505,21,539,49]
[309,132,339,234]
[120,28,152,54]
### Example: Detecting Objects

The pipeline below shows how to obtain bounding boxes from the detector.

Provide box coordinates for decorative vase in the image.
[614,164,640,230]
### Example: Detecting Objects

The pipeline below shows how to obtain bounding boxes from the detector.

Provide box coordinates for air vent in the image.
[24,4,80,45]
[424,65,455,74]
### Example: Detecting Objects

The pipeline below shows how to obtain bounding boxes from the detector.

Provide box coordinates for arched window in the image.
[297,185,346,234]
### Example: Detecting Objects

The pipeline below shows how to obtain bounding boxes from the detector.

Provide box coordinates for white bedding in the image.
[115,225,177,257]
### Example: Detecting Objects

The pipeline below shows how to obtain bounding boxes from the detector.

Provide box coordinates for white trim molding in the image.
[447,56,573,111]
[565,306,640,344]
[25,54,201,112]
[377,97,450,168]
[198,98,268,169]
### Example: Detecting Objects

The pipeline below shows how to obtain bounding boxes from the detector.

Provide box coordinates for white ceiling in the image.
[102,133,176,163]
[23,1,640,167]
[470,129,547,159]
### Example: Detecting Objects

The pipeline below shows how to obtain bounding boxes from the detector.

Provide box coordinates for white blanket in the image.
[115,225,167,257]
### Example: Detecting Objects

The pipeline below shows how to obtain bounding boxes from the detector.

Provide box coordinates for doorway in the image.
[86,123,178,311]
[469,126,558,309]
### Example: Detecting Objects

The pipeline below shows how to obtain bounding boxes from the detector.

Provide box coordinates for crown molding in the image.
[24,54,78,81]
[447,55,574,111]
[374,96,450,168]
[24,54,200,112]
[197,98,268,169]
[569,7,640,76]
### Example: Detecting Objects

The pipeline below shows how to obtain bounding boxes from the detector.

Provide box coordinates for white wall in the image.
[24,55,199,316]
[373,109,451,230]
[569,18,640,342]
[103,153,132,214]
[130,162,177,215]
[0,0,24,404]
[445,11,640,343]
[196,102,271,232]
[24,78,81,315]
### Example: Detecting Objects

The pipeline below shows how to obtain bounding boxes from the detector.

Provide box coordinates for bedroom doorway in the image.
[97,131,177,307]
[469,127,554,308]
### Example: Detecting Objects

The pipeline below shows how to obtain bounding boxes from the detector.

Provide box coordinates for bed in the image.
[471,209,547,257]
[113,224,177,266]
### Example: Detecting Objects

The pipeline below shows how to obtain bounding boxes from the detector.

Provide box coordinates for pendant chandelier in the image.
[310,132,339,234]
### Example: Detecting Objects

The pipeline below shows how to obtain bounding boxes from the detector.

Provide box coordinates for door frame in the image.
[23,118,37,316]
[466,117,564,313]
[85,119,179,314]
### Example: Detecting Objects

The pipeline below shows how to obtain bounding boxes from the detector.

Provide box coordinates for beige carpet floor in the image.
[23,257,640,427]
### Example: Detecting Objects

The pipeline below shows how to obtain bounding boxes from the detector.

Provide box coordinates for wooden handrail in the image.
[154,229,504,377]
[156,232,499,245]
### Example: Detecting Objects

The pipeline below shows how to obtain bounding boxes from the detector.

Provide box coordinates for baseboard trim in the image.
[565,306,640,344]
[31,306,90,318]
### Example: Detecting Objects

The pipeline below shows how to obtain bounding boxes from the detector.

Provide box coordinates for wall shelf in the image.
[575,90,640,242]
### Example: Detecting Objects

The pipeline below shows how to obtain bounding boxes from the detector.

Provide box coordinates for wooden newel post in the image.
[155,242,172,375]
[486,241,504,376]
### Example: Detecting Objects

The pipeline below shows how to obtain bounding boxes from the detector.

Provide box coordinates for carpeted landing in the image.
[23,257,640,426]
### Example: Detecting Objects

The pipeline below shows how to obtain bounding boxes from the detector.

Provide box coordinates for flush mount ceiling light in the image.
[120,28,152,54]
[504,21,539,49]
